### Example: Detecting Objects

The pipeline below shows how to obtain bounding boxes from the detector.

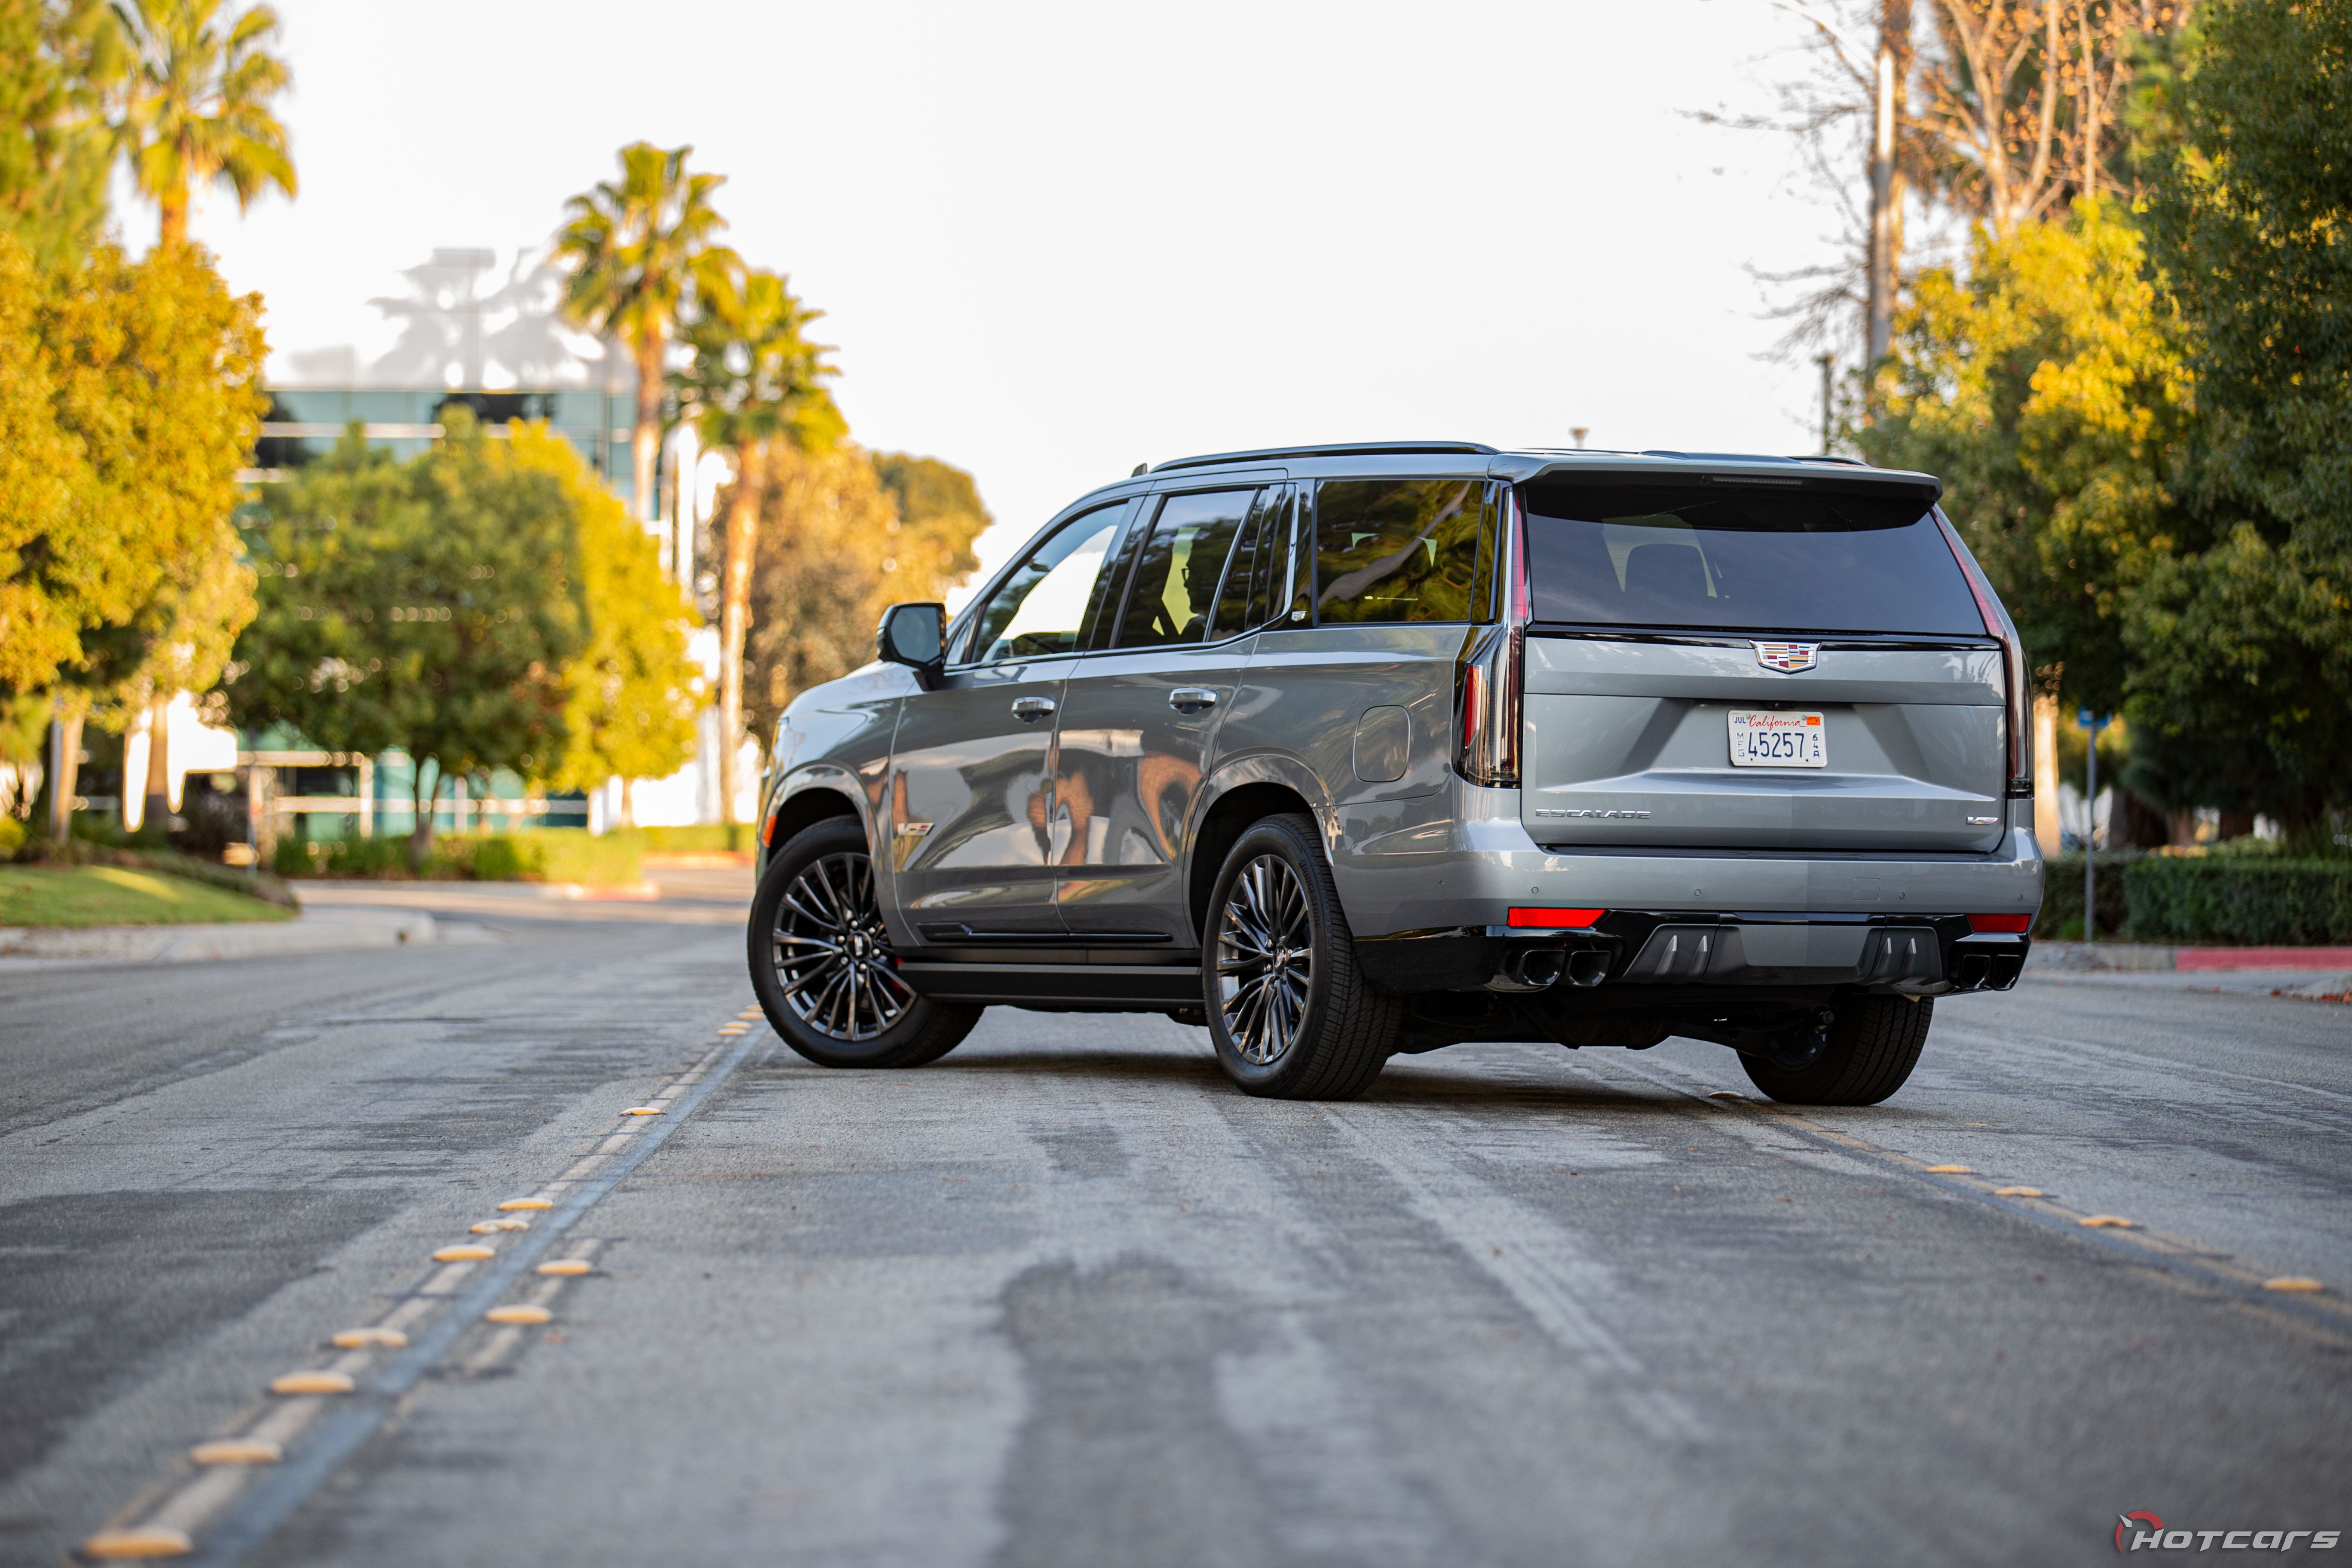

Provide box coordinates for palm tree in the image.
[554,142,733,528]
[110,0,295,250]
[673,258,843,826]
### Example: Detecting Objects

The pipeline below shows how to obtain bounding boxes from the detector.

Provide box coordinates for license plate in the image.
[1727,710,1826,768]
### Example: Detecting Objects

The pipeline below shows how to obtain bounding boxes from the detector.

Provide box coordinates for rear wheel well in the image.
[1189,782,1319,940]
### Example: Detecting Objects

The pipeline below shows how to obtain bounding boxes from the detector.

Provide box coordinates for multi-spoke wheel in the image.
[773,851,914,1041]
[1216,855,1313,1066]
[748,817,980,1069]
[1201,812,1398,1099]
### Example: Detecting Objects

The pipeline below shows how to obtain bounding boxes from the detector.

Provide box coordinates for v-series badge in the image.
[1534,808,1653,819]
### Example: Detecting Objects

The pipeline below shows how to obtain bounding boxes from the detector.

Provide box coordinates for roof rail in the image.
[1152,440,1498,474]
[1790,453,1869,466]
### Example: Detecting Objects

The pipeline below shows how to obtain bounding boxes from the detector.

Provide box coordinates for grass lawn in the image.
[0,866,294,928]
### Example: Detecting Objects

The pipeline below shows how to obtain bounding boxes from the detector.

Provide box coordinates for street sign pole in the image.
[2079,710,2110,943]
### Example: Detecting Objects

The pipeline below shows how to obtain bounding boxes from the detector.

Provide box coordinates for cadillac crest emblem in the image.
[1752,641,1819,673]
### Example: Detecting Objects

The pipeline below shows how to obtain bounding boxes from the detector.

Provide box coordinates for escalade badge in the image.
[1753,641,1819,673]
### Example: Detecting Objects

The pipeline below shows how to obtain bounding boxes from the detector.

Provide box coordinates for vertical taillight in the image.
[1458,489,1526,786]
[1935,510,2034,798]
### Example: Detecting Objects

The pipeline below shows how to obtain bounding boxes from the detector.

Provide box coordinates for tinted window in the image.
[1314,479,1489,625]
[1117,489,1256,647]
[969,505,1125,662]
[1521,481,1984,635]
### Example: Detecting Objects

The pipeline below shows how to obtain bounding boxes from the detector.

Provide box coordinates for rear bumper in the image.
[1334,782,2042,997]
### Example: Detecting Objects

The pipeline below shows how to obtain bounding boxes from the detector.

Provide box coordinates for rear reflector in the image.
[1510,907,1606,929]
[1967,913,2032,934]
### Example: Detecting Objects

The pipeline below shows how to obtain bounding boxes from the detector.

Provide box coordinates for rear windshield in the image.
[1519,479,1985,636]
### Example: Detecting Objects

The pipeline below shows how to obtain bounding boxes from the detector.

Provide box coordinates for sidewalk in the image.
[2030,940,2352,999]
[0,906,441,969]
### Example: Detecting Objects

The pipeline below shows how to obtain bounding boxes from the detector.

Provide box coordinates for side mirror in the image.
[877,601,947,689]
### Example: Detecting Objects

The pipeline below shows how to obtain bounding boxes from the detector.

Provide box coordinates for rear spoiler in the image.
[1491,452,1942,505]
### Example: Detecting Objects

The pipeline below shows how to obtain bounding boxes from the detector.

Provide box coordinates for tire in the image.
[1740,994,1932,1106]
[1201,812,1400,1099]
[747,817,982,1069]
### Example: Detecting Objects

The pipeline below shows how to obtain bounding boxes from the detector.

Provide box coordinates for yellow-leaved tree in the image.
[744,447,990,749]
[508,423,703,827]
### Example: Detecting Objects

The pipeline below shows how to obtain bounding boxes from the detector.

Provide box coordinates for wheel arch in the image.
[1187,772,1326,943]
[758,772,868,879]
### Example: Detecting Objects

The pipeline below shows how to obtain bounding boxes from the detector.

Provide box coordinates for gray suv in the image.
[747,442,2042,1104]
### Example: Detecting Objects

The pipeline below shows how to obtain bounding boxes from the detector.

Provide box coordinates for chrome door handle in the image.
[1168,687,1219,713]
[1011,696,1057,723]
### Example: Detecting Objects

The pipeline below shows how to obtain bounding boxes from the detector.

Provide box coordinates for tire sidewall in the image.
[1742,993,1932,1105]
[748,817,943,1068]
[1201,816,1339,1095]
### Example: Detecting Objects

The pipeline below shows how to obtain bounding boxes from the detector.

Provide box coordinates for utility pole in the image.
[1816,354,1834,453]
[1865,1,1911,366]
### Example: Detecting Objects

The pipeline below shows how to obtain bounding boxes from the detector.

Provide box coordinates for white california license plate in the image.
[1727,710,1827,768]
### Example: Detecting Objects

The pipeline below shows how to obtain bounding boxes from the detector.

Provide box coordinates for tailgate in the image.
[1520,637,2007,853]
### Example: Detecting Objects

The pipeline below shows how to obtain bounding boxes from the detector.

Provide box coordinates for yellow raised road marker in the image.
[270,1370,355,1396]
[1993,1187,2044,1197]
[331,1327,407,1349]
[81,1525,194,1558]
[622,1106,664,1115]
[497,1198,553,1211]
[536,1259,591,1276]
[2263,1276,2327,1292]
[2079,1214,2137,1228]
[1923,1165,1974,1174]
[486,1305,553,1325]
[434,1244,496,1262]
[1706,1090,1745,1100]
[190,1438,283,1465]
[471,1218,530,1234]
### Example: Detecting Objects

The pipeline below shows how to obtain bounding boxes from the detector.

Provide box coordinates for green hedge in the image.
[2123,858,2352,945]
[278,829,640,885]
[2032,852,2144,940]
[624,823,750,854]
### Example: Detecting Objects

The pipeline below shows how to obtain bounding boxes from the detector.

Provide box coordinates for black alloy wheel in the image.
[1739,993,1933,1105]
[748,817,980,1069]
[1202,812,1398,1099]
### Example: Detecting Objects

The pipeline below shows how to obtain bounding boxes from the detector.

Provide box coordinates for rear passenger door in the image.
[1051,484,1285,943]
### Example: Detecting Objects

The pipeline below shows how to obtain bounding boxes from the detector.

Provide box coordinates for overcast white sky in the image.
[158,0,1847,585]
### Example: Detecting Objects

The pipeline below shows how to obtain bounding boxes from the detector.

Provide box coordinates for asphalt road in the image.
[2,886,2346,1567]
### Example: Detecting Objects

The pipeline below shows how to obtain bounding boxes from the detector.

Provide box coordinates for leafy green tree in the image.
[110,0,294,250]
[0,0,118,270]
[1861,199,2192,721]
[0,232,96,698]
[674,258,842,822]
[2130,0,2352,830]
[741,447,967,747]
[554,141,733,525]
[510,423,702,827]
[2,236,264,823]
[225,410,588,867]
[873,452,990,587]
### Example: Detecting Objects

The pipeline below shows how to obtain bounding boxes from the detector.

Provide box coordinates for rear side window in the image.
[1213,487,1297,636]
[1314,479,1491,625]
[1520,480,1985,636]
[1116,489,1256,648]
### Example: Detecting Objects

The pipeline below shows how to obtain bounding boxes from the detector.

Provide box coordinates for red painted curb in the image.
[2177,946,2352,972]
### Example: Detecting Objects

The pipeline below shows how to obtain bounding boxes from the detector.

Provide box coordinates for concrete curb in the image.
[2035,940,2352,973]
[0,909,437,967]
